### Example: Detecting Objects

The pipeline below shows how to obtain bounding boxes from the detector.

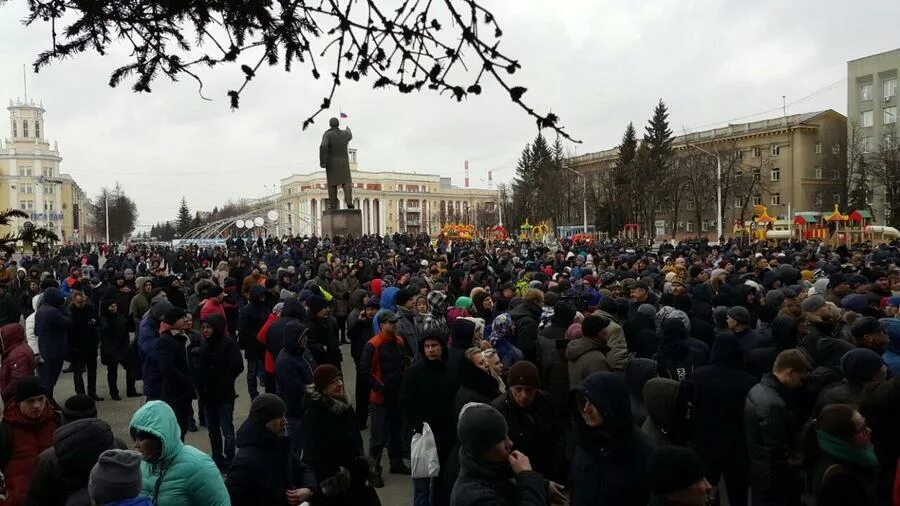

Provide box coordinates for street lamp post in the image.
[686,144,722,243]
[105,192,110,245]
[563,165,588,236]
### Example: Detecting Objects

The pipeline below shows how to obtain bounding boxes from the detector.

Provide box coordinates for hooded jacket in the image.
[129,401,229,506]
[508,299,542,363]
[197,314,244,406]
[34,287,69,362]
[274,321,316,419]
[99,300,129,366]
[569,372,654,506]
[399,337,455,465]
[640,377,689,447]
[265,299,305,364]
[491,389,567,482]
[566,336,611,388]
[0,323,35,402]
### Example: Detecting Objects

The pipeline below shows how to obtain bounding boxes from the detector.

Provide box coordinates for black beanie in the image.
[62,393,98,421]
[15,376,45,403]
[457,403,508,456]
[163,306,187,325]
[646,446,706,495]
[249,393,286,424]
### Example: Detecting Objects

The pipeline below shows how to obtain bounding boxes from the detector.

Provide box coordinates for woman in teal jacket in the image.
[129,400,230,506]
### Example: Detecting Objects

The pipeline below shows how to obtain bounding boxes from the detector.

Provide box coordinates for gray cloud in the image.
[1,0,898,226]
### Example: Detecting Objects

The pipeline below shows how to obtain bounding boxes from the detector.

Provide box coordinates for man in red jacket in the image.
[200,286,228,336]
[0,376,60,505]
[359,310,410,486]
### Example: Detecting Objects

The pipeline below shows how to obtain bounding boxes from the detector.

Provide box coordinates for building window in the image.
[11,121,16,138]
[771,145,781,156]
[20,200,33,210]
[44,201,54,211]
[832,193,841,204]
[42,167,53,177]
[814,167,823,179]
[832,168,840,180]
[21,184,33,194]
[771,167,780,182]
[885,79,897,100]
[735,149,743,160]
[686,200,695,210]
[832,144,841,154]
[734,197,742,208]
[43,185,54,195]
[815,143,822,154]
[752,146,761,158]
[861,110,873,128]
[884,106,897,125]
[752,167,760,181]
[34,121,40,138]
[885,134,897,150]
[752,195,762,206]
[22,120,28,138]
[815,192,823,205]
[18,166,32,177]
[862,136,873,153]
[861,83,873,101]
[770,193,781,205]
[686,221,694,232]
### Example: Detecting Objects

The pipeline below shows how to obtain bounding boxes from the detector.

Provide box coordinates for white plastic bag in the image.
[410,422,440,478]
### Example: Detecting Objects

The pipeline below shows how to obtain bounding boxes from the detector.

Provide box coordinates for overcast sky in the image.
[1,0,899,227]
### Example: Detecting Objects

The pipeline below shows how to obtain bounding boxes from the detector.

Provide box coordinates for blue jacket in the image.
[129,401,229,506]
[139,316,162,400]
[34,287,69,361]
[883,347,900,377]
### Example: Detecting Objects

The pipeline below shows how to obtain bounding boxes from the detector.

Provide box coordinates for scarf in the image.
[816,430,878,468]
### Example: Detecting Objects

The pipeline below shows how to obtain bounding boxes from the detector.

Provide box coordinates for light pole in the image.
[563,165,588,236]
[104,191,110,245]
[686,144,722,243]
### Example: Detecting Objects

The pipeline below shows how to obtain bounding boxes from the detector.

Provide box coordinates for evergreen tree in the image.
[176,197,192,235]
[619,122,638,166]
[642,100,675,237]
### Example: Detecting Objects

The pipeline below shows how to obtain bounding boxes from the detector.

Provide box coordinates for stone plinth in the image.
[322,209,362,237]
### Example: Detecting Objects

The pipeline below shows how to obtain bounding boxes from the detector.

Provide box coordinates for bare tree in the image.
[871,125,900,226]
[679,152,716,239]
[16,0,576,140]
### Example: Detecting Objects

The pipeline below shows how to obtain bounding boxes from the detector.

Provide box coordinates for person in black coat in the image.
[399,330,456,505]
[692,334,757,506]
[238,285,270,400]
[68,290,102,400]
[98,297,136,400]
[306,295,342,368]
[745,315,799,380]
[227,394,317,506]
[275,317,316,457]
[508,292,543,363]
[302,365,378,506]
[267,298,307,362]
[348,299,377,427]
[454,348,501,420]
[569,371,655,506]
[623,304,661,359]
[156,306,195,439]
[198,313,245,469]
[491,361,567,484]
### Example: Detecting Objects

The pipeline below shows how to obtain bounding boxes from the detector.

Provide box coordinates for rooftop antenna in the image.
[782,95,786,117]
[23,64,27,103]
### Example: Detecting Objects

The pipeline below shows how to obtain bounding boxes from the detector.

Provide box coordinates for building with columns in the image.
[276,150,500,236]
[0,98,93,243]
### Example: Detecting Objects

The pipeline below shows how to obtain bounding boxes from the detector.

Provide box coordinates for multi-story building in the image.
[0,98,90,243]
[847,48,899,221]
[568,109,848,240]
[277,150,499,236]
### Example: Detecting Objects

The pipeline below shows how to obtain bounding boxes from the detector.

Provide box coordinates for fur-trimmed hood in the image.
[306,389,354,415]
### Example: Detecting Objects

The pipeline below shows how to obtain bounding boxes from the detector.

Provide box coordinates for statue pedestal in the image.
[321,209,362,237]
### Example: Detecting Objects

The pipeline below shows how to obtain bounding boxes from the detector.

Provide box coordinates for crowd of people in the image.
[0,234,897,505]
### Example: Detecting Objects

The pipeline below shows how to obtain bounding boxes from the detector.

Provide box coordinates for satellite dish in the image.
[235,220,245,229]
[267,210,278,221]
[254,217,265,227]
